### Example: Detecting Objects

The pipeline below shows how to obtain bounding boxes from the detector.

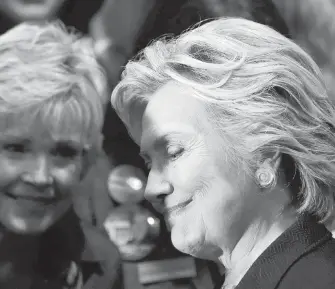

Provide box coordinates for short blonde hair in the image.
[0,21,108,148]
[111,17,335,222]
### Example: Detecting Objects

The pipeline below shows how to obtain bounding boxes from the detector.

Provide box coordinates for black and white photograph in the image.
[0,1,335,288]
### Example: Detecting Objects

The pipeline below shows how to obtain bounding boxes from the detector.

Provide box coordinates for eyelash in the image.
[166,145,184,160]
[51,146,80,159]
[141,144,185,170]
[3,143,28,154]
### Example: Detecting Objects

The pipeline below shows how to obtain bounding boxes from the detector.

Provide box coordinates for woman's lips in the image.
[164,199,192,215]
[4,191,58,205]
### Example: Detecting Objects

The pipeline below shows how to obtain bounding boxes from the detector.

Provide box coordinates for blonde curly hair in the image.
[0,21,108,148]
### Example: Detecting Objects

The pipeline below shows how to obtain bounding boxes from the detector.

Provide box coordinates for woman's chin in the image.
[170,225,206,257]
[1,214,56,235]
[0,195,71,234]
[0,205,71,235]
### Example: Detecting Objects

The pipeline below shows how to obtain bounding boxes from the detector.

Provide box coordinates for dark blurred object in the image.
[108,165,147,204]
[201,0,290,37]
[271,0,335,235]
[135,0,290,52]
[271,0,335,101]
[104,204,161,261]
[70,150,122,288]
[73,150,114,229]
[123,257,198,289]
[89,0,156,88]
[0,0,104,34]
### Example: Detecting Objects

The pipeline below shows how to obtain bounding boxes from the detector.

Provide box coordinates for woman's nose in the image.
[22,155,53,187]
[144,171,173,203]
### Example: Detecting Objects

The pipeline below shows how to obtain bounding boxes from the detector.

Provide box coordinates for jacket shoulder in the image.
[278,238,335,289]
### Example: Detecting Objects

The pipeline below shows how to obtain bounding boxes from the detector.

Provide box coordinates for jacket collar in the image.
[233,214,332,289]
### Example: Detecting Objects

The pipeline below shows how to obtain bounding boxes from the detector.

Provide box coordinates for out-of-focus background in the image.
[1,1,334,288]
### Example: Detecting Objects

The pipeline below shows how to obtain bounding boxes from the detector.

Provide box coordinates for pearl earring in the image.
[255,167,275,188]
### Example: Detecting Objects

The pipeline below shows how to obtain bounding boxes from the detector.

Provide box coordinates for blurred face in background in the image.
[0,0,66,22]
[0,113,89,235]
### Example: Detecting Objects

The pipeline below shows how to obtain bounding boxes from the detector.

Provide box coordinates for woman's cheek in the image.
[54,163,83,191]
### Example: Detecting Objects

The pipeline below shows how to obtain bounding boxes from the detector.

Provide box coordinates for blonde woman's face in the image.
[139,82,261,259]
[0,118,87,234]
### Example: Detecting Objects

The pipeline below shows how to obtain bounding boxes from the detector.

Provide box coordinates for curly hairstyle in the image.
[0,20,108,149]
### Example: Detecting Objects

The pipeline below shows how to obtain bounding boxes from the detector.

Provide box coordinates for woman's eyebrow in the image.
[53,140,82,148]
[140,134,171,156]
[140,127,197,155]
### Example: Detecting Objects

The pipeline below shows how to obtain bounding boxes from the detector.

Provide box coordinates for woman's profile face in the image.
[0,118,87,234]
[139,82,262,259]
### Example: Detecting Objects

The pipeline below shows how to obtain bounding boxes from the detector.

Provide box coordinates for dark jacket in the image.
[215,214,335,289]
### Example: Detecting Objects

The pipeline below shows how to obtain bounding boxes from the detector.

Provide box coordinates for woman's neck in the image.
[219,205,297,289]
[0,227,40,288]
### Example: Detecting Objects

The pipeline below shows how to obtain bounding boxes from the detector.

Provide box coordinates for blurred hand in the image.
[88,0,156,87]
[89,8,129,88]
[72,151,120,267]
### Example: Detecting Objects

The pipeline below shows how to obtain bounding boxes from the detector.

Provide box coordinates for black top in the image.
[0,0,104,35]
[214,214,335,289]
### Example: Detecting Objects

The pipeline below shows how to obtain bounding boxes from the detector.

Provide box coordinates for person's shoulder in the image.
[278,237,335,289]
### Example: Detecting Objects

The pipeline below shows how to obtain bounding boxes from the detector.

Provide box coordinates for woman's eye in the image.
[166,146,184,159]
[51,145,80,159]
[3,143,27,154]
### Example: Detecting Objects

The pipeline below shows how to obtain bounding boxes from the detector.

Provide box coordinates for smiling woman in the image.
[0,21,112,289]
[112,18,335,289]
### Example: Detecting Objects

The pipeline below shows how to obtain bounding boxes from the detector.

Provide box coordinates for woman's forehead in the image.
[0,126,86,146]
[0,113,90,146]
[144,83,207,126]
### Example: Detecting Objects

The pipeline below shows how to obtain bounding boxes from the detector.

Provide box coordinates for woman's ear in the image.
[255,150,282,189]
